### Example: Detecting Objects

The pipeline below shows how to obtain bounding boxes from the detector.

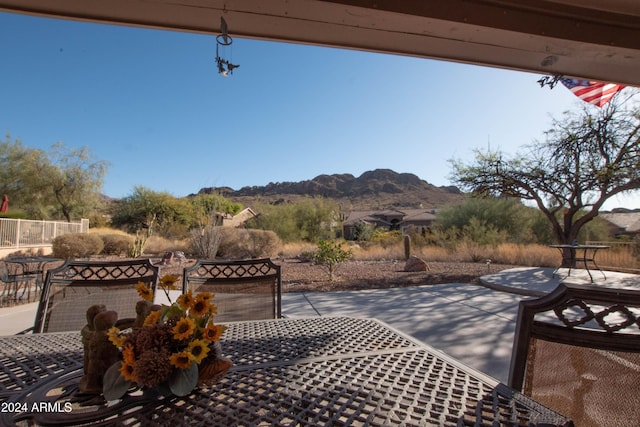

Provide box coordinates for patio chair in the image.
[182,258,282,322]
[28,259,159,333]
[0,261,38,303]
[508,283,640,427]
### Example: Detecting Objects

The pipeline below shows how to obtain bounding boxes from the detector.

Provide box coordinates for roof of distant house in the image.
[600,209,640,234]
[344,208,437,225]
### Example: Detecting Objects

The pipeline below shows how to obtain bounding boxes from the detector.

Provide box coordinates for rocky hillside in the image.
[196,169,464,210]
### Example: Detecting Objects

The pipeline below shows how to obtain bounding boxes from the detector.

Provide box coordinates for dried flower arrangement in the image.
[102,275,230,400]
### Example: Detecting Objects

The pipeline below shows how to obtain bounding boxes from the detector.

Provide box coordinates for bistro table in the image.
[0,317,572,426]
[2,257,61,302]
[549,244,610,282]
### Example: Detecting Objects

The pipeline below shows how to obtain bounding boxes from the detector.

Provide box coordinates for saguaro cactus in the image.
[404,234,411,260]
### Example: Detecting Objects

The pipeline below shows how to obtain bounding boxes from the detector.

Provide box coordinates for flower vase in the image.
[197,341,233,387]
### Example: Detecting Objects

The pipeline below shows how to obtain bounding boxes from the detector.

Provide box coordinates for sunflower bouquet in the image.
[102,274,229,400]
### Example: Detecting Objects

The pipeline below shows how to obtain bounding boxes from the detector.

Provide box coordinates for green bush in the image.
[52,233,104,259]
[218,228,282,259]
[100,233,134,256]
[311,240,352,281]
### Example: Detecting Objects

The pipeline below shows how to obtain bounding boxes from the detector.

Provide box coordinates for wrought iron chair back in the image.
[182,258,281,322]
[0,261,41,305]
[508,283,640,427]
[32,259,159,333]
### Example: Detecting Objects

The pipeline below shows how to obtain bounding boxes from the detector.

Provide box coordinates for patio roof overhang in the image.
[0,0,639,86]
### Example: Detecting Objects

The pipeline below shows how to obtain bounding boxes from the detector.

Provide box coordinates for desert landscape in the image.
[158,257,516,293]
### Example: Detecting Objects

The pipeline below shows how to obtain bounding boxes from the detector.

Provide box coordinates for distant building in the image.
[600,209,640,238]
[215,207,259,228]
[343,208,437,239]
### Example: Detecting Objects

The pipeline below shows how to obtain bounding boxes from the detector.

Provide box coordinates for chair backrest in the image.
[508,283,640,427]
[0,261,15,282]
[33,259,159,333]
[182,258,281,322]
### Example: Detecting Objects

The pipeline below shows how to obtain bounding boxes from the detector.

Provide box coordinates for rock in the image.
[404,256,430,272]
[162,251,187,265]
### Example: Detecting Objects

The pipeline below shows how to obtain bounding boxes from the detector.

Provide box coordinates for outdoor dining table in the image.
[1,257,60,303]
[0,317,571,426]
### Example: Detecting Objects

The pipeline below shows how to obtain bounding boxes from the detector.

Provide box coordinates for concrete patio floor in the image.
[2,266,639,384]
[281,266,640,382]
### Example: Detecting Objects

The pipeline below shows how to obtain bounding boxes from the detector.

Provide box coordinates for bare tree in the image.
[450,93,640,263]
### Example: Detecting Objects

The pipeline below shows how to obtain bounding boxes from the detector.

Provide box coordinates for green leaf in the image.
[103,361,132,401]
[168,363,198,396]
[164,304,184,319]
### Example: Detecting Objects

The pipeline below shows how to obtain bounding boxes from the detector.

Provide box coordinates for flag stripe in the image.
[560,78,624,107]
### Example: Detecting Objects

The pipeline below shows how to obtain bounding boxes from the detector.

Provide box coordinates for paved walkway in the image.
[2,267,639,384]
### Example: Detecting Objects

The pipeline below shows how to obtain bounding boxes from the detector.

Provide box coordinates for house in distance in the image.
[343,208,437,240]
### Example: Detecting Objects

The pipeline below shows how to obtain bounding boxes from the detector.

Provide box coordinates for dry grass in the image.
[279,242,318,258]
[90,228,640,272]
[144,236,190,254]
[280,240,640,272]
[88,227,131,237]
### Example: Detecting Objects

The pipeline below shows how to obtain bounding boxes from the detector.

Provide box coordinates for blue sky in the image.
[1,11,638,210]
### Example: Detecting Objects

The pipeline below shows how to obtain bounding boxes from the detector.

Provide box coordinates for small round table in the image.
[549,244,609,282]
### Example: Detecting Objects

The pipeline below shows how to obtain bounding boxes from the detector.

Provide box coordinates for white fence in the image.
[0,218,89,249]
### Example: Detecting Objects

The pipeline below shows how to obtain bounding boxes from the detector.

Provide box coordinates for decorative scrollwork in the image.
[553,298,639,333]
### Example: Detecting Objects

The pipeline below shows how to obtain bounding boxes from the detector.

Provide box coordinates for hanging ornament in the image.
[216,17,239,77]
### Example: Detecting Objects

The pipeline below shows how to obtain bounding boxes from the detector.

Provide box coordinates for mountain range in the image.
[195,169,464,210]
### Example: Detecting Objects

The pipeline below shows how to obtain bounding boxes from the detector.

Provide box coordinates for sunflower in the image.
[177,290,195,311]
[169,351,195,369]
[135,281,154,302]
[187,339,211,363]
[196,291,213,302]
[159,274,180,290]
[202,324,224,341]
[120,360,137,382]
[172,317,196,340]
[143,309,162,326]
[120,344,138,381]
[107,326,125,348]
[190,296,211,317]
[122,343,136,364]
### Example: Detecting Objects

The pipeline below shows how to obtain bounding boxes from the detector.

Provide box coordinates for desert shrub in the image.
[311,240,352,281]
[218,228,282,259]
[100,233,134,256]
[52,233,104,259]
[189,225,223,259]
[248,198,340,242]
[352,221,375,241]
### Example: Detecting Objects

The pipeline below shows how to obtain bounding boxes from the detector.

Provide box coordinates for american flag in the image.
[560,78,624,107]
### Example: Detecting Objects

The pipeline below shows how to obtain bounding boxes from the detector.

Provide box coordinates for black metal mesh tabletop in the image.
[0,317,571,426]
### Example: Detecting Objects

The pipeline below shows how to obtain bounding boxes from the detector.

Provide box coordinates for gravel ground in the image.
[157,257,518,293]
[274,258,516,292]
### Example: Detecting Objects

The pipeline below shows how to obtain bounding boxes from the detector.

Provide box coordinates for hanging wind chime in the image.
[216,17,239,77]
